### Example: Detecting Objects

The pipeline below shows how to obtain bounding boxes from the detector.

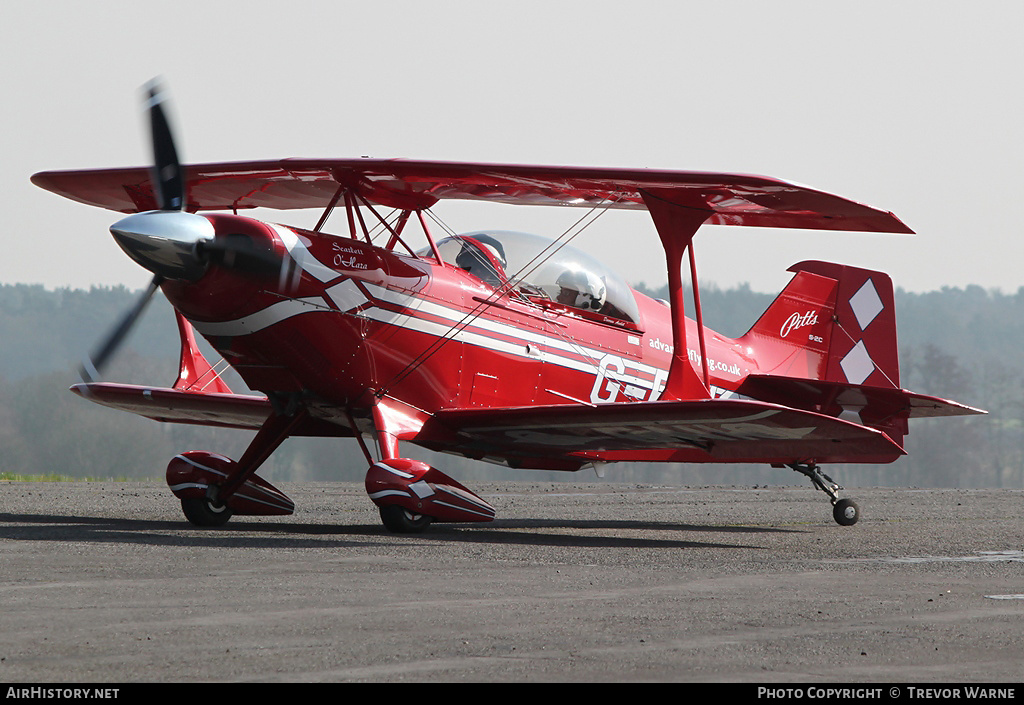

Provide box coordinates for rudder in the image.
[795,260,899,389]
[740,260,899,389]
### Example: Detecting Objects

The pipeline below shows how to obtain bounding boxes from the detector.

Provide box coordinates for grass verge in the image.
[0,472,137,482]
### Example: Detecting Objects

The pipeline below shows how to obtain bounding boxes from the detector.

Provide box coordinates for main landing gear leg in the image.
[787,462,860,526]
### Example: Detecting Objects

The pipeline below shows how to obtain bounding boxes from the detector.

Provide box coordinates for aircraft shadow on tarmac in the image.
[0,511,803,551]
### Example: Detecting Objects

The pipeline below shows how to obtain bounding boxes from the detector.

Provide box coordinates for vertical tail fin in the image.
[739,260,899,389]
[735,262,983,451]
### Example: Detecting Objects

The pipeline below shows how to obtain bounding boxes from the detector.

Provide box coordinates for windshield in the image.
[426,230,639,324]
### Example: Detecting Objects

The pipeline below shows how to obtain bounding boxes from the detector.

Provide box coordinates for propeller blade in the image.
[79,275,164,383]
[145,80,184,211]
[196,235,285,277]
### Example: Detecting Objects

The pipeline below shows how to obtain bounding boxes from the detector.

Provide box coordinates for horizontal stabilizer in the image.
[428,398,906,466]
[736,375,986,420]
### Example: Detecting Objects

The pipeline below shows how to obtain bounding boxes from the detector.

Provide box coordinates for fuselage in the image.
[159,215,782,428]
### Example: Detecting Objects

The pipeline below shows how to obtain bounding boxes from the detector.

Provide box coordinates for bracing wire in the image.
[375,200,621,399]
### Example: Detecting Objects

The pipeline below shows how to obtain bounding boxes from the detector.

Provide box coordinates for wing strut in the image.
[173,312,233,394]
[313,182,346,232]
[641,190,713,401]
[688,242,710,389]
[416,211,445,264]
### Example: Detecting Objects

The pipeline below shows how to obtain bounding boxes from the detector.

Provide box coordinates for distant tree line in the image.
[0,281,1016,488]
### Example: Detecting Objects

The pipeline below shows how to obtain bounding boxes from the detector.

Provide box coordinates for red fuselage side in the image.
[161,216,827,444]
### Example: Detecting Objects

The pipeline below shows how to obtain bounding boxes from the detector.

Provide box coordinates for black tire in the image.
[181,497,233,527]
[379,505,432,533]
[832,498,860,526]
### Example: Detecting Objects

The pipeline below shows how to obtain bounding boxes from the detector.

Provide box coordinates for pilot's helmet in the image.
[555,268,607,311]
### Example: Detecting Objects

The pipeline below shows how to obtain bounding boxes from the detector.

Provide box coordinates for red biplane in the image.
[32,84,983,531]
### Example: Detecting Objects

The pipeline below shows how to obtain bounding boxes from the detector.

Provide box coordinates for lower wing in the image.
[71,383,272,430]
[428,398,907,467]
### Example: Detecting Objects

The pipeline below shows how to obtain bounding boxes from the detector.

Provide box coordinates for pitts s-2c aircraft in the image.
[32,84,984,532]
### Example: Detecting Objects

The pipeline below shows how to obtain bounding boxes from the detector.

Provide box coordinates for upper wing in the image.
[427,397,907,468]
[32,158,913,234]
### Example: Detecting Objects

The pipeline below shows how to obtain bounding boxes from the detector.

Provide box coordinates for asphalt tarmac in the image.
[1,481,1022,683]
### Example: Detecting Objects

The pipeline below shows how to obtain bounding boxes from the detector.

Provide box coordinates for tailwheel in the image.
[832,498,860,526]
[787,462,860,527]
[181,496,233,527]
[379,505,433,534]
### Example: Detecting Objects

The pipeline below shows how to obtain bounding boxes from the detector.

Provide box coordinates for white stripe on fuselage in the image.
[362,282,662,378]
[188,274,671,399]
[270,223,341,283]
[360,284,670,398]
[192,296,328,337]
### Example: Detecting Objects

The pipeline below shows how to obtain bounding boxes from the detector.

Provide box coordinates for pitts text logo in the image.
[780,310,819,338]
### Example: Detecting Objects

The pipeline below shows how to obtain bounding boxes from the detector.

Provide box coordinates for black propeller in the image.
[79,275,164,383]
[80,81,182,383]
[146,80,184,212]
[195,234,286,278]
[81,81,290,384]
[81,81,185,383]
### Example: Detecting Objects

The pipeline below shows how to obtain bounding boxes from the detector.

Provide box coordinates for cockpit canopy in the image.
[427,230,640,324]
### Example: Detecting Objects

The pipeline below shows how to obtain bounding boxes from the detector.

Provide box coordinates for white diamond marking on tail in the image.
[841,340,875,385]
[850,279,884,331]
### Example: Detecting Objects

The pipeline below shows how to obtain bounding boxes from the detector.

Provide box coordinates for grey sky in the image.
[4,1,1022,295]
